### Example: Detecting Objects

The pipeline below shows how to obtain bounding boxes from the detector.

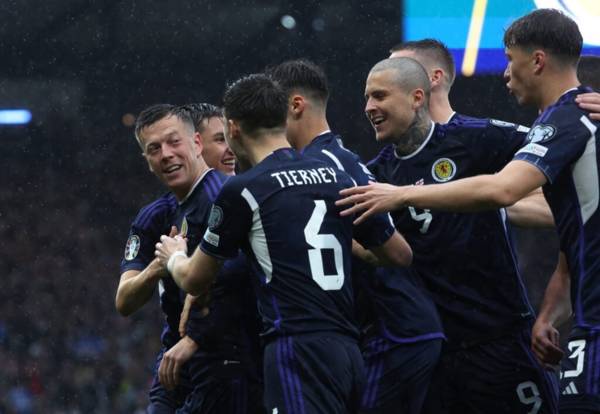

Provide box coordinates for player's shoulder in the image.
[198,169,231,203]
[132,192,177,228]
[538,87,598,132]
[367,144,396,168]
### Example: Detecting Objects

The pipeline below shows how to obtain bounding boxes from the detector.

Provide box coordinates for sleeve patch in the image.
[527,124,556,144]
[207,205,224,230]
[203,229,220,247]
[516,143,548,158]
[124,235,141,260]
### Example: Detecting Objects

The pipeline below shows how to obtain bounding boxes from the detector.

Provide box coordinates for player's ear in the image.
[533,50,546,74]
[290,95,305,118]
[227,118,241,141]
[430,68,444,88]
[192,131,203,157]
[411,88,426,110]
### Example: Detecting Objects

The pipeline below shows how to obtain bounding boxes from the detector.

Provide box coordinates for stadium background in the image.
[1,0,597,412]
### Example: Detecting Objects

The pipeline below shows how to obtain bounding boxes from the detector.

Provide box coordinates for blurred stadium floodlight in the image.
[0,109,32,125]
[0,79,84,126]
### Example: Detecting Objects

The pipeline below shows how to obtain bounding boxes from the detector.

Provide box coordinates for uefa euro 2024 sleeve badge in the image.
[124,235,141,260]
[431,158,457,182]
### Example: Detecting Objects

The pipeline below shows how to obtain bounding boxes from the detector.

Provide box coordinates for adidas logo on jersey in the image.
[562,381,579,395]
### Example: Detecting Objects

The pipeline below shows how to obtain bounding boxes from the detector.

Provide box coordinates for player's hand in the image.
[336,182,406,225]
[158,336,198,390]
[531,319,564,367]
[178,294,210,337]
[155,234,188,269]
[576,93,600,121]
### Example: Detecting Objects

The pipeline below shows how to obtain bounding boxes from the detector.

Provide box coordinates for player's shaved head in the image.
[369,57,431,100]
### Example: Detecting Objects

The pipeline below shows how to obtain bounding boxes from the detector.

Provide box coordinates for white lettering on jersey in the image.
[271,167,338,188]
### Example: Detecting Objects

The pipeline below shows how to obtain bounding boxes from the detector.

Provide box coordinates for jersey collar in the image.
[394,121,435,160]
[178,168,214,205]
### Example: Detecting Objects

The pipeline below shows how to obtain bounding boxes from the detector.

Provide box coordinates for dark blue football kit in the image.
[368,115,558,414]
[200,148,395,414]
[301,131,444,414]
[513,86,600,413]
[121,169,263,414]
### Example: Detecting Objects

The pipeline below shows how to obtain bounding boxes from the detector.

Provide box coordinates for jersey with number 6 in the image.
[200,148,367,339]
[368,118,534,346]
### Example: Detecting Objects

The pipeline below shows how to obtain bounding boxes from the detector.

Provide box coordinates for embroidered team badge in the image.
[180,217,189,237]
[527,124,556,143]
[208,205,224,230]
[124,235,140,260]
[431,158,456,182]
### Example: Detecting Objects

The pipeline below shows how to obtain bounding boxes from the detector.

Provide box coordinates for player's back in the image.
[302,132,443,340]
[203,147,359,340]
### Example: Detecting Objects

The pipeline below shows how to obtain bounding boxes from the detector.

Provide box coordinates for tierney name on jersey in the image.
[270,167,339,188]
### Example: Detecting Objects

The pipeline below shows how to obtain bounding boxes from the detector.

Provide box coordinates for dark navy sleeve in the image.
[200,178,252,260]
[513,110,594,183]
[120,200,173,274]
[470,119,529,173]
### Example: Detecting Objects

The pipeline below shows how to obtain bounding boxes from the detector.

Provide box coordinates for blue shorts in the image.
[559,331,600,413]
[263,333,364,414]
[422,327,559,414]
[359,336,442,414]
[148,347,264,414]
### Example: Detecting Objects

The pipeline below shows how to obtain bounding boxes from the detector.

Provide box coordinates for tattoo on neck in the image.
[394,110,431,157]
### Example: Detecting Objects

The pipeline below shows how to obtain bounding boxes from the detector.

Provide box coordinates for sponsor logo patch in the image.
[208,205,224,230]
[527,124,556,143]
[431,158,456,182]
[516,143,548,158]
[124,235,140,260]
[203,229,220,247]
[490,119,516,128]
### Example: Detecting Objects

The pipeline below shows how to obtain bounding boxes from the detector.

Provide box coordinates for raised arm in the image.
[337,160,547,225]
[507,188,554,228]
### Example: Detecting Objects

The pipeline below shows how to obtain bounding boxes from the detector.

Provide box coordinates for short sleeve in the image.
[200,180,253,260]
[120,206,172,273]
[512,112,594,184]
[471,120,529,173]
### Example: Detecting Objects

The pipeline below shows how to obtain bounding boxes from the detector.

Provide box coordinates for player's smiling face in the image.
[140,115,203,198]
[200,116,235,176]
[364,69,417,144]
[504,46,537,106]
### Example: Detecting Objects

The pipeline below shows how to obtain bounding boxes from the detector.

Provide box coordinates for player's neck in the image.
[173,162,209,201]
[429,91,455,124]
[294,112,330,151]
[538,71,580,111]
[394,109,432,157]
[245,133,291,166]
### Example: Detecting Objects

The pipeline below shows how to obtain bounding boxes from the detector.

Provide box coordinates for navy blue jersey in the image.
[173,169,258,356]
[200,148,361,339]
[302,132,443,341]
[513,86,600,333]
[120,193,178,346]
[369,118,534,346]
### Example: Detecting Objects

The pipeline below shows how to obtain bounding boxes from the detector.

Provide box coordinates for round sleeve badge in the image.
[431,158,457,182]
[124,235,141,260]
[207,205,224,230]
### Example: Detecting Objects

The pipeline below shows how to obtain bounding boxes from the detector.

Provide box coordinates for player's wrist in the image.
[167,251,187,275]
